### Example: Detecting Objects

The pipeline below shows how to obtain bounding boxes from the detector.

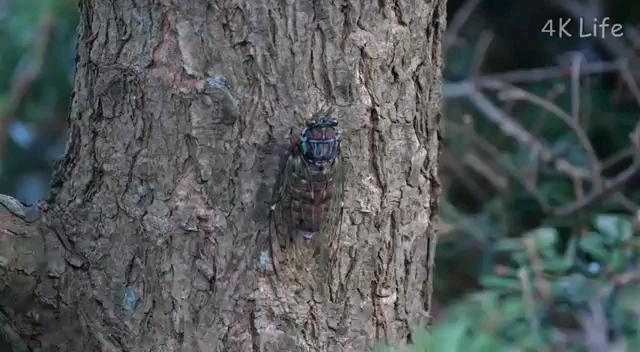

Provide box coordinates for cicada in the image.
[267,112,345,274]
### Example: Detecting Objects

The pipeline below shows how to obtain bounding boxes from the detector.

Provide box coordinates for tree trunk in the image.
[0,0,445,350]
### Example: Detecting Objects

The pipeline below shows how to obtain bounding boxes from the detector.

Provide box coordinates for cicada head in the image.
[297,112,341,169]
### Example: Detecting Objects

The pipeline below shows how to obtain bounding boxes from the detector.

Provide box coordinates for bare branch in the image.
[489,80,603,191]
[443,55,640,217]
[577,296,609,352]
[443,60,638,94]
[553,125,640,216]
[444,0,483,48]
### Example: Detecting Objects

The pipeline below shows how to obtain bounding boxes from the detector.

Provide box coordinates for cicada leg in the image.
[266,202,283,278]
[265,153,291,278]
[329,201,345,266]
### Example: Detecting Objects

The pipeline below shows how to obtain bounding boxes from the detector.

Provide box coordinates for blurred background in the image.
[0,0,75,203]
[1,0,640,350]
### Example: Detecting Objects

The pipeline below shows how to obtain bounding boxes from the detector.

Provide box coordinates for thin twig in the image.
[489,80,603,191]
[440,148,492,201]
[450,82,593,180]
[627,25,640,52]
[445,78,640,217]
[577,295,609,352]
[601,148,634,171]
[611,270,640,287]
[570,52,583,124]
[470,30,493,76]
[443,60,638,96]
[554,125,640,216]
[444,0,483,48]
[517,268,540,338]
[531,83,565,144]
[618,59,640,107]
[447,121,548,206]
[523,237,552,301]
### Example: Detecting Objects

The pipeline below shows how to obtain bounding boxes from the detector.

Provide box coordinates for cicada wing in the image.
[330,153,346,240]
[312,153,346,272]
[267,146,295,276]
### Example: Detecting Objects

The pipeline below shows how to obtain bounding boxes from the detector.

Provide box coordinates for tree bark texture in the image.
[0,0,445,350]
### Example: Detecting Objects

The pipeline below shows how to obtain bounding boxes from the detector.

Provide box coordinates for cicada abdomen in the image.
[268,112,345,274]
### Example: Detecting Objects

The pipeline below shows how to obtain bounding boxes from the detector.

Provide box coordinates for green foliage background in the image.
[415,0,640,351]
[2,0,640,351]
[0,0,76,202]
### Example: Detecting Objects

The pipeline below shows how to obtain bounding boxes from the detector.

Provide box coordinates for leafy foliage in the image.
[382,1,640,350]
[386,215,640,351]
[419,0,640,350]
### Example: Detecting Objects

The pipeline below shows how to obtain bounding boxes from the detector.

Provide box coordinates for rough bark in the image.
[0,0,445,350]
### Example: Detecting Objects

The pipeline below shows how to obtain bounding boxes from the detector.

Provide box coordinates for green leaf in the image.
[541,257,573,274]
[431,320,471,352]
[609,250,626,272]
[468,331,501,352]
[549,274,592,305]
[491,238,525,252]
[480,275,522,291]
[512,251,530,266]
[594,214,632,243]
[616,285,640,314]
[579,232,609,262]
[409,327,432,352]
[500,297,524,320]
[530,227,558,248]
[538,236,576,274]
